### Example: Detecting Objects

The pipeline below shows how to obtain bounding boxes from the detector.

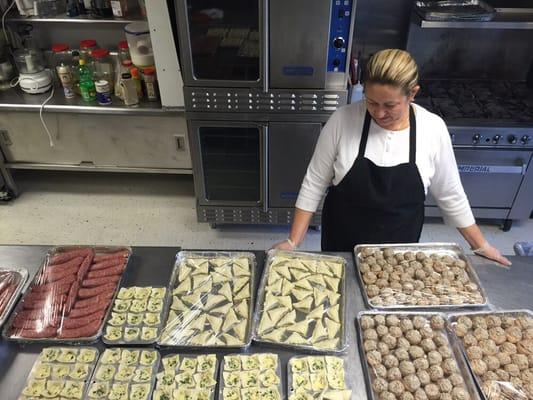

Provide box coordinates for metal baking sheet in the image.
[354,242,488,310]
[158,251,256,349]
[153,353,219,400]
[253,250,347,353]
[356,311,482,400]
[415,0,495,21]
[218,353,284,400]
[18,346,99,400]
[102,286,170,346]
[86,347,160,400]
[0,267,29,329]
[447,309,533,400]
[287,355,354,400]
[2,246,132,343]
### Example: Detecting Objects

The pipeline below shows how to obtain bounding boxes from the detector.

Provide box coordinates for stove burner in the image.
[417,80,533,123]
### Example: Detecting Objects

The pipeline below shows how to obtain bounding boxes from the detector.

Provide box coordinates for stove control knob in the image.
[521,135,530,144]
[508,135,517,144]
[492,135,502,144]
[472,134,481,144]
[333,37,345,49]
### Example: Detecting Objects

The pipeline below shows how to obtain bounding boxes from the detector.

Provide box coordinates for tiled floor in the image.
[1,170,531,256]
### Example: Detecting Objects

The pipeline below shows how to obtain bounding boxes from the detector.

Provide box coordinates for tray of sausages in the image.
[2,246,131,342]
[0,267,28,329]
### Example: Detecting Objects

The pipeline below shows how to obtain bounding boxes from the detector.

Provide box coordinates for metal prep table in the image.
[0,245,532,400]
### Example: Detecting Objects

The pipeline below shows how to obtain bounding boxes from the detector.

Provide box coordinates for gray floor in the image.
[1,170,531,256]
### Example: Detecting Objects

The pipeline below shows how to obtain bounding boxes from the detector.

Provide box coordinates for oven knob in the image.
[507,134,517,144]
[472,134,481,144]
[492,135,501,144]
[333,37,345,49]
[332,58,341,67]
[521,135,531,144]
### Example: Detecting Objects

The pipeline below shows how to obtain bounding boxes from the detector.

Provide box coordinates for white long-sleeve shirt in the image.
[295,101,476,228]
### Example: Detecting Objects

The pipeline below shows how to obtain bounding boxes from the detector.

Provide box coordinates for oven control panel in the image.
[449,127,533,149]
[327,0,353,73]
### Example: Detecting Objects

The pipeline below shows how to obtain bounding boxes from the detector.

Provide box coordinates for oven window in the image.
[199,126,261,202]
[186,0,260,81]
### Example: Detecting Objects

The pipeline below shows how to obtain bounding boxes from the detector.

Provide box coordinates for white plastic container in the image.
[124,22,154,67]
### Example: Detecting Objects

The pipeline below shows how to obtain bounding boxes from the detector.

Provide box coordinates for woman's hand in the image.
[472,242,512,267]
[271,239,296,251]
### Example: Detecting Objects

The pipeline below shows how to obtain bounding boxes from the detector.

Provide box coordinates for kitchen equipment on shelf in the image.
[14,48,52,94]
[124,22,154,67]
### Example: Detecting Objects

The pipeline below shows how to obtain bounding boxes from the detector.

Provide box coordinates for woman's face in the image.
[364,83,419,130]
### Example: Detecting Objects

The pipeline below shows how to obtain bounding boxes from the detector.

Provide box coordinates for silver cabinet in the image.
[0,112,191,172]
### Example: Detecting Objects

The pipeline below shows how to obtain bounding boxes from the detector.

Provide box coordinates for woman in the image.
[274,49,510,266]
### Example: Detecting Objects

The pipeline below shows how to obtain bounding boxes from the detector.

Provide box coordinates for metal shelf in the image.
[414,10,533,29]
[6,11,145,24]
[0,87,184,115]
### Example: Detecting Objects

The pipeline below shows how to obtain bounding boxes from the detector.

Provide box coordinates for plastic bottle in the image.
[130,67,143,99]
[78,59,96,102]
[117,40,130,65]
[91,48,114,91]
[114,59,132,100]
[119,72,139,106]
[141,67,158,102]
[71,50,81,95]
[57,64,75,98]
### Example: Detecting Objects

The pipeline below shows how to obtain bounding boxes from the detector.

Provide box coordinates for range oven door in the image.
[426,149,531,209]
[174,0,265,88]
[188,120,267,208]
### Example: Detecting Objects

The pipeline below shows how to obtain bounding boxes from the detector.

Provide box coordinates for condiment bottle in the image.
[141,67,158,102]
[130,67,143,98]
[120,72,138,106]
[78,59,96,102]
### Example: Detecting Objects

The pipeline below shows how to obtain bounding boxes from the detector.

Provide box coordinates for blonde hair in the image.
[365,49,419,94]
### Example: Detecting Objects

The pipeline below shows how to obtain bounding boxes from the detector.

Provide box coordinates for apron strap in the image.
[409,105,417,164]
[358,111,372,159]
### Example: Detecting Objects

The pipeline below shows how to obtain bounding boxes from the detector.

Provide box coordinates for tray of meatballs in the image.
[357,311,481,400]
[449,310,533,400]
[354,243,488,309]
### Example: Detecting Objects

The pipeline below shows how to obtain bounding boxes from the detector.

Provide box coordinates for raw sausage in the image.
[64,281,79,315]
[73,290,114,309]
[76,253,94,282]
[82,275,120,288]
[14,326,57,338]
[49,248,93,265]
[32,275,75,293]
[89,258,125,271]
[77,283,117,299]
[93,250,129,263]
[58,318,101,338]
[86,265,125,279]
[46,256,84,272]
[62,311,105,329]
[69,301,109,318]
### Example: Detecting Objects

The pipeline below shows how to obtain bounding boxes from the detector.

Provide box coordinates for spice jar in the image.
[117,40,131,64]
[79,39,97,63]
[141,66,158,101]
[91,48,114,90]
[51,43,71,84]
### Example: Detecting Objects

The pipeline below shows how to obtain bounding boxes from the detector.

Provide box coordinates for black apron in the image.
[321,106,425,251]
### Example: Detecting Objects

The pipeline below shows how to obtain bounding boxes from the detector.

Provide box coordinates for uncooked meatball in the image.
[417,370,431,385]
[382,334,398,349]
[428,351,443,366]
[488,327,507,345]
[375,364,388,378]
[449,373,464,387]
[433,334,448,347]
[399,361,416,376]
[400,319,414,332]
[404,252,416,261]
[430,315,445,330]
[367,350,382,366]
[377,342,390,356]
[495,368,510,381]
[361,315,375,329]
[413,316,428,330]
[397,337,411,349]
[386,315,401,327]
[419,326,434,339]
[389,380,405,397]
[505,326,523,343]
[400,392,415,400]
[473,327,489,341]
[409,346,425,359]
[486,315,502,328]
[363,271,378,284]
[403,374,421,393]
[451,387,470,400]
[389,326,403,339]
[442,358,459,375]
[406,330,422,345]
[501,316,516,328]
[395,348,410,362]
[367,285,380,297]
[364,339,378,352]
[364,329,378,341]
[366,256,377,265]
[424,383,440,400]
[471,359,487,376]
[383,355,399,368]
[438,378,453,393]
[372,377,388,393]
[456,316,472,330]
[454,323,469,338]
[376,324,389,337]
[387,367,402,381]
[479,339,498,356]
[482,371,498,382]
[472,317,488,330]
[379,391,396,400]
[374,315,386,326]
[429,365,444,381]
[462,333,477,347]
[511,354,529,370]
[500,342,517,354]
[438,345,452,359]
[413,357,429,371]
[466,346,483,360]
[383,248,394,258]
[421,338,436,352]
[484,355,500,371]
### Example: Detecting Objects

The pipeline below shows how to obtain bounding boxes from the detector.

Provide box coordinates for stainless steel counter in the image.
[0,245,531,400]
[0,87,184,115]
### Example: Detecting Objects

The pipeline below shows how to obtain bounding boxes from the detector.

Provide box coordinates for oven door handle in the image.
[457,161,527,175]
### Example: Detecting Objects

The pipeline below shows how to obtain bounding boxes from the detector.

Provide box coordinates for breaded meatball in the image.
[428,351,443,366]
[397,337,411,349]
[471,359,487,376]
[367,285,380,297]
[488,327,507,345]
[482,371,498,382]
[421,338,436,352]
[383,355,399,368]
[414,388,428,400]
[479,339,498,356]
[364,339,378,352]
[400,318,414,332]
[456,316,473,330]
[364,329,378,341]
[382,334,398,349]
[367,350,382,366]
[449,373,464,387]
[403,374,421,393]
[386,315,401,327]
[429,365,444,381]
[504,363,520,377]
[505,326,523,344]
[466,346,483,360]
[433,334,448,347]
[395,348,410,362]
[442,358,459,375]
[387,367,402,381]
[417,370,431,386]
[413,357,429,371]
[500,342,517,354]
[377,342,390,356]
[374,315,386,326]
[406,330,422,345]
[399,360,416,377]
[361,315,376,329]
[389,380,405,397]
[495,368,510,381]
[389,326,403,339]
[451,387,470,400]
[484,355,500,371]
[424,383,440,400]
[409,346,425,359]
[473,327,489,341]
[413,316,428,330]
[472,316,488,330]
[438,345,452,359]
[462,333,477,348]
[511,354,529,370]
[438,378,453,393]
[372,377,388,393]
[486,315,502,328]
[430,315,445,330]
[363,271,378,284]
[419,326,434,339]
[454,323,469,338]
[375,364,387,378]
[376,324,389,337]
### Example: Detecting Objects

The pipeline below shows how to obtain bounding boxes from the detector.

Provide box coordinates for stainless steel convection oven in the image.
[174,0,356,225]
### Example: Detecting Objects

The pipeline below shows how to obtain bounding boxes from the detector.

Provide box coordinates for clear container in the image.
[13,48,45,74]
[79,39,98,63]
[92,48,114,91]
[120,72,139,106]
[124,22,154,67]
[141,66,158,101]
[130,67,143,98]
[117,40,131,65]
[52,43,71,67]
[71,50,81,95]
[114,59,133,99]
[110,0,128,17]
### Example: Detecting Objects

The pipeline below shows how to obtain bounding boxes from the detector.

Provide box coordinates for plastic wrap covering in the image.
[86,348,160,400]
[219,353,283,400]
[253,250,347,353]
[449,310,533,400]
[18,346,99,400]
[152,354,218,400]
[103,286,169,345]
[0,267,28,328]
[159,252,255,348]
[415,0,495,21]
[3,246,131,342]
[357,311,481,400]
[354,243,487,309]
[288,356,353,400]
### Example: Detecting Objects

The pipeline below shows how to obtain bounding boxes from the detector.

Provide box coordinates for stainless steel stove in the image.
[415,80,533,230]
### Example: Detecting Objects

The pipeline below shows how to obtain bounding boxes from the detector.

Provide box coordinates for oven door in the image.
[426,149,530,209]
[188,120,267,208]
[175,0,266,88]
